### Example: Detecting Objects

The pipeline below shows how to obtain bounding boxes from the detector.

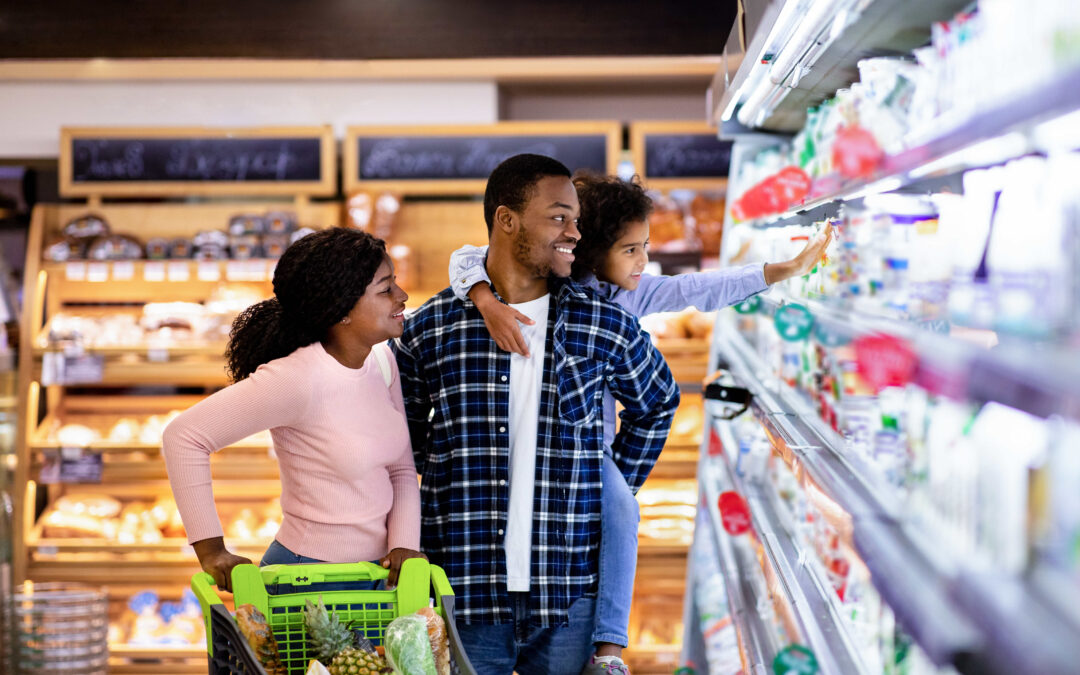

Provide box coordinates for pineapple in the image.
[304,597,390,675]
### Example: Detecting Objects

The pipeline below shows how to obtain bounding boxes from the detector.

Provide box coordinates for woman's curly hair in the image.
[225,228,387,382]
[570,172,654,281]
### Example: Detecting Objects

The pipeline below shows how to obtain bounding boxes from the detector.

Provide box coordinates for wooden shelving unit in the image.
[13,126,338,673]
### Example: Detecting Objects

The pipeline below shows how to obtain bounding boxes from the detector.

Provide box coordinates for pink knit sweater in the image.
[162,342,420,563]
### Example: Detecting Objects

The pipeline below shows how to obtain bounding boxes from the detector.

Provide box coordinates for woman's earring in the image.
[340,317,351,325]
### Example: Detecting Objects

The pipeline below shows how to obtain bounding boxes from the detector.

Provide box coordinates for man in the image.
[394,154,679,675]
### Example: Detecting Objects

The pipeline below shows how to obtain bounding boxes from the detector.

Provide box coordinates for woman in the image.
[163,228,423,592]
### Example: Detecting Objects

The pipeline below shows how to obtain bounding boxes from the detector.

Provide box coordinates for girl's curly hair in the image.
[570,172,654,281]
[225,228,387,382]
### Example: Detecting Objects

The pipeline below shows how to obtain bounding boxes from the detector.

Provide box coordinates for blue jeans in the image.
[595,455,639,648]
[456,594,596,675]
[259,540,380,594]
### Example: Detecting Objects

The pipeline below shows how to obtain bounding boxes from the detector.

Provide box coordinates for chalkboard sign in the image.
[60,127,336,197]
[71,138,321,183]
[644,134,732,178]
[358,135,608,180]
[345,123,621,194]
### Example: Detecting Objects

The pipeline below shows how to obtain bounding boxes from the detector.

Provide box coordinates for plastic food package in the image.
[384,614,438,675]
[63,214,110,240]
[86,234,143,261]
[235,604,288,675]
[416,607,450,675]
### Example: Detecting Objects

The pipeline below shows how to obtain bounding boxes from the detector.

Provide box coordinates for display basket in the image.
[192,559,476,675]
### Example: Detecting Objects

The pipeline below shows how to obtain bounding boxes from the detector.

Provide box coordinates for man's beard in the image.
[513,227,553,278]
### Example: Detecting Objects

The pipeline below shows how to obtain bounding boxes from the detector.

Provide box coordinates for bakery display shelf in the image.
[108,658,207,675]
[33,341,228,358]
[26,533,272,556]
[27,558,202,585]
[756,292,1080,426]
[698,447,782,674]
[32,357,229,386]
[741,61,1080,228]
[42,259,277,284]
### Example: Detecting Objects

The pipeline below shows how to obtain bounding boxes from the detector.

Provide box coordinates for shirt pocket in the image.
[557,354,603,422]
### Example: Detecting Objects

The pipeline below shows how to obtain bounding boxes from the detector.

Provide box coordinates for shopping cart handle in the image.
[191,571,224,608]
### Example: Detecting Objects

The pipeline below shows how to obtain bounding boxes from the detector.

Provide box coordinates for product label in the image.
[718,491,752,535]
[853,333,917,392]
[773,645,819,675]
[734,296,762,314]
[774,303,814,341]
[708,427,724,457]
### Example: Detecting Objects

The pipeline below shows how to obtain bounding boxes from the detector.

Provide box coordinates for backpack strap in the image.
[371,343,392,388]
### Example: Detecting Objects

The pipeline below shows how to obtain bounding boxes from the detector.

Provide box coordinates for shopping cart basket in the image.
[192,558,476,674]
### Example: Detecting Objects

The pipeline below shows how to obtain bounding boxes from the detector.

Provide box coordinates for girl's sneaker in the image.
[582,655,631,674]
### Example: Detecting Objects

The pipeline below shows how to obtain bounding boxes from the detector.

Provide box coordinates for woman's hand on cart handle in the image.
[193,536,253,593]
[380,548,428,588]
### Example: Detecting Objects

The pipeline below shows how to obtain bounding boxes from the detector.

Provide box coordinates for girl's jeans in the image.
[594,455,640,647]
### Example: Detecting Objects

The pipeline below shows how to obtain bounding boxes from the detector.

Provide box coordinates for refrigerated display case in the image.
[687,1,1080,673]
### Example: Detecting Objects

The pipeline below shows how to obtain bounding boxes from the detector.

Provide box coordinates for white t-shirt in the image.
[504,293,550,592]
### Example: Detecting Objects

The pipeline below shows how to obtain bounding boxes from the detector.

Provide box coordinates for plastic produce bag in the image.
[417,607,450,675]
[384,614,438,675]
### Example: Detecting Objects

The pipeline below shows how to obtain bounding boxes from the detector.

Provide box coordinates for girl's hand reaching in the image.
[467,284,535,357]
[764,224,834,285]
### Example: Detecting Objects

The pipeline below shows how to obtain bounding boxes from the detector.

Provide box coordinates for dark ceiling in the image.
[0,1,737,60]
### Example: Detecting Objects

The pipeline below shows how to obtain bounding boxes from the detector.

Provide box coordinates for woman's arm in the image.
[162,359,311,589]
[381,347,425,586]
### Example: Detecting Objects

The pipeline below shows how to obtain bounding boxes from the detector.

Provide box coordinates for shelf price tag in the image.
[144,261,166,282]
[147,347,169,363]
[167,261,191,282]
[59,446,103,484]
[734,296,761,314]
[774,303,814,341]
[718,490,752,535]
[64,262,87,281]
[773,645,818,675]
[112,260,135,281]
[197,261,221,282]
[86,262,109,282]
[43,353,104,385]
[225,261,244,281]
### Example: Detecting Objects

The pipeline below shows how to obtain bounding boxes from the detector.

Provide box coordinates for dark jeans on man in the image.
[455,593,596,675]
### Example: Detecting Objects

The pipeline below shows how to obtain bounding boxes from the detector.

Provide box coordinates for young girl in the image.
[164,228,424,593]
[449,174,831,674]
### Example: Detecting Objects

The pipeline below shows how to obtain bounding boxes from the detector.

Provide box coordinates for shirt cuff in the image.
[453,269,490,302]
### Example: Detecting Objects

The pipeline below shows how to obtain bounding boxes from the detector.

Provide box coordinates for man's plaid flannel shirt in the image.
[393,277,679,628]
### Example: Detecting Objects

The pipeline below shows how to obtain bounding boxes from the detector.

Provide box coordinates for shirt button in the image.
[501,375,507,382]
[498,529,504,535]
[499,426,506,433]
[499,479,507,486]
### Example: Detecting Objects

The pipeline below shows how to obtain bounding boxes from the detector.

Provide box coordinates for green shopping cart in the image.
[191,558,476,674]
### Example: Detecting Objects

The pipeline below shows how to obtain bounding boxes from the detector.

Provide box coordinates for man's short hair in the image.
[483,154,572,235]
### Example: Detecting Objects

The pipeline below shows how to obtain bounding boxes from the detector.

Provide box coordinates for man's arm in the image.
[391,334,434,475]
[604,316,681,493]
